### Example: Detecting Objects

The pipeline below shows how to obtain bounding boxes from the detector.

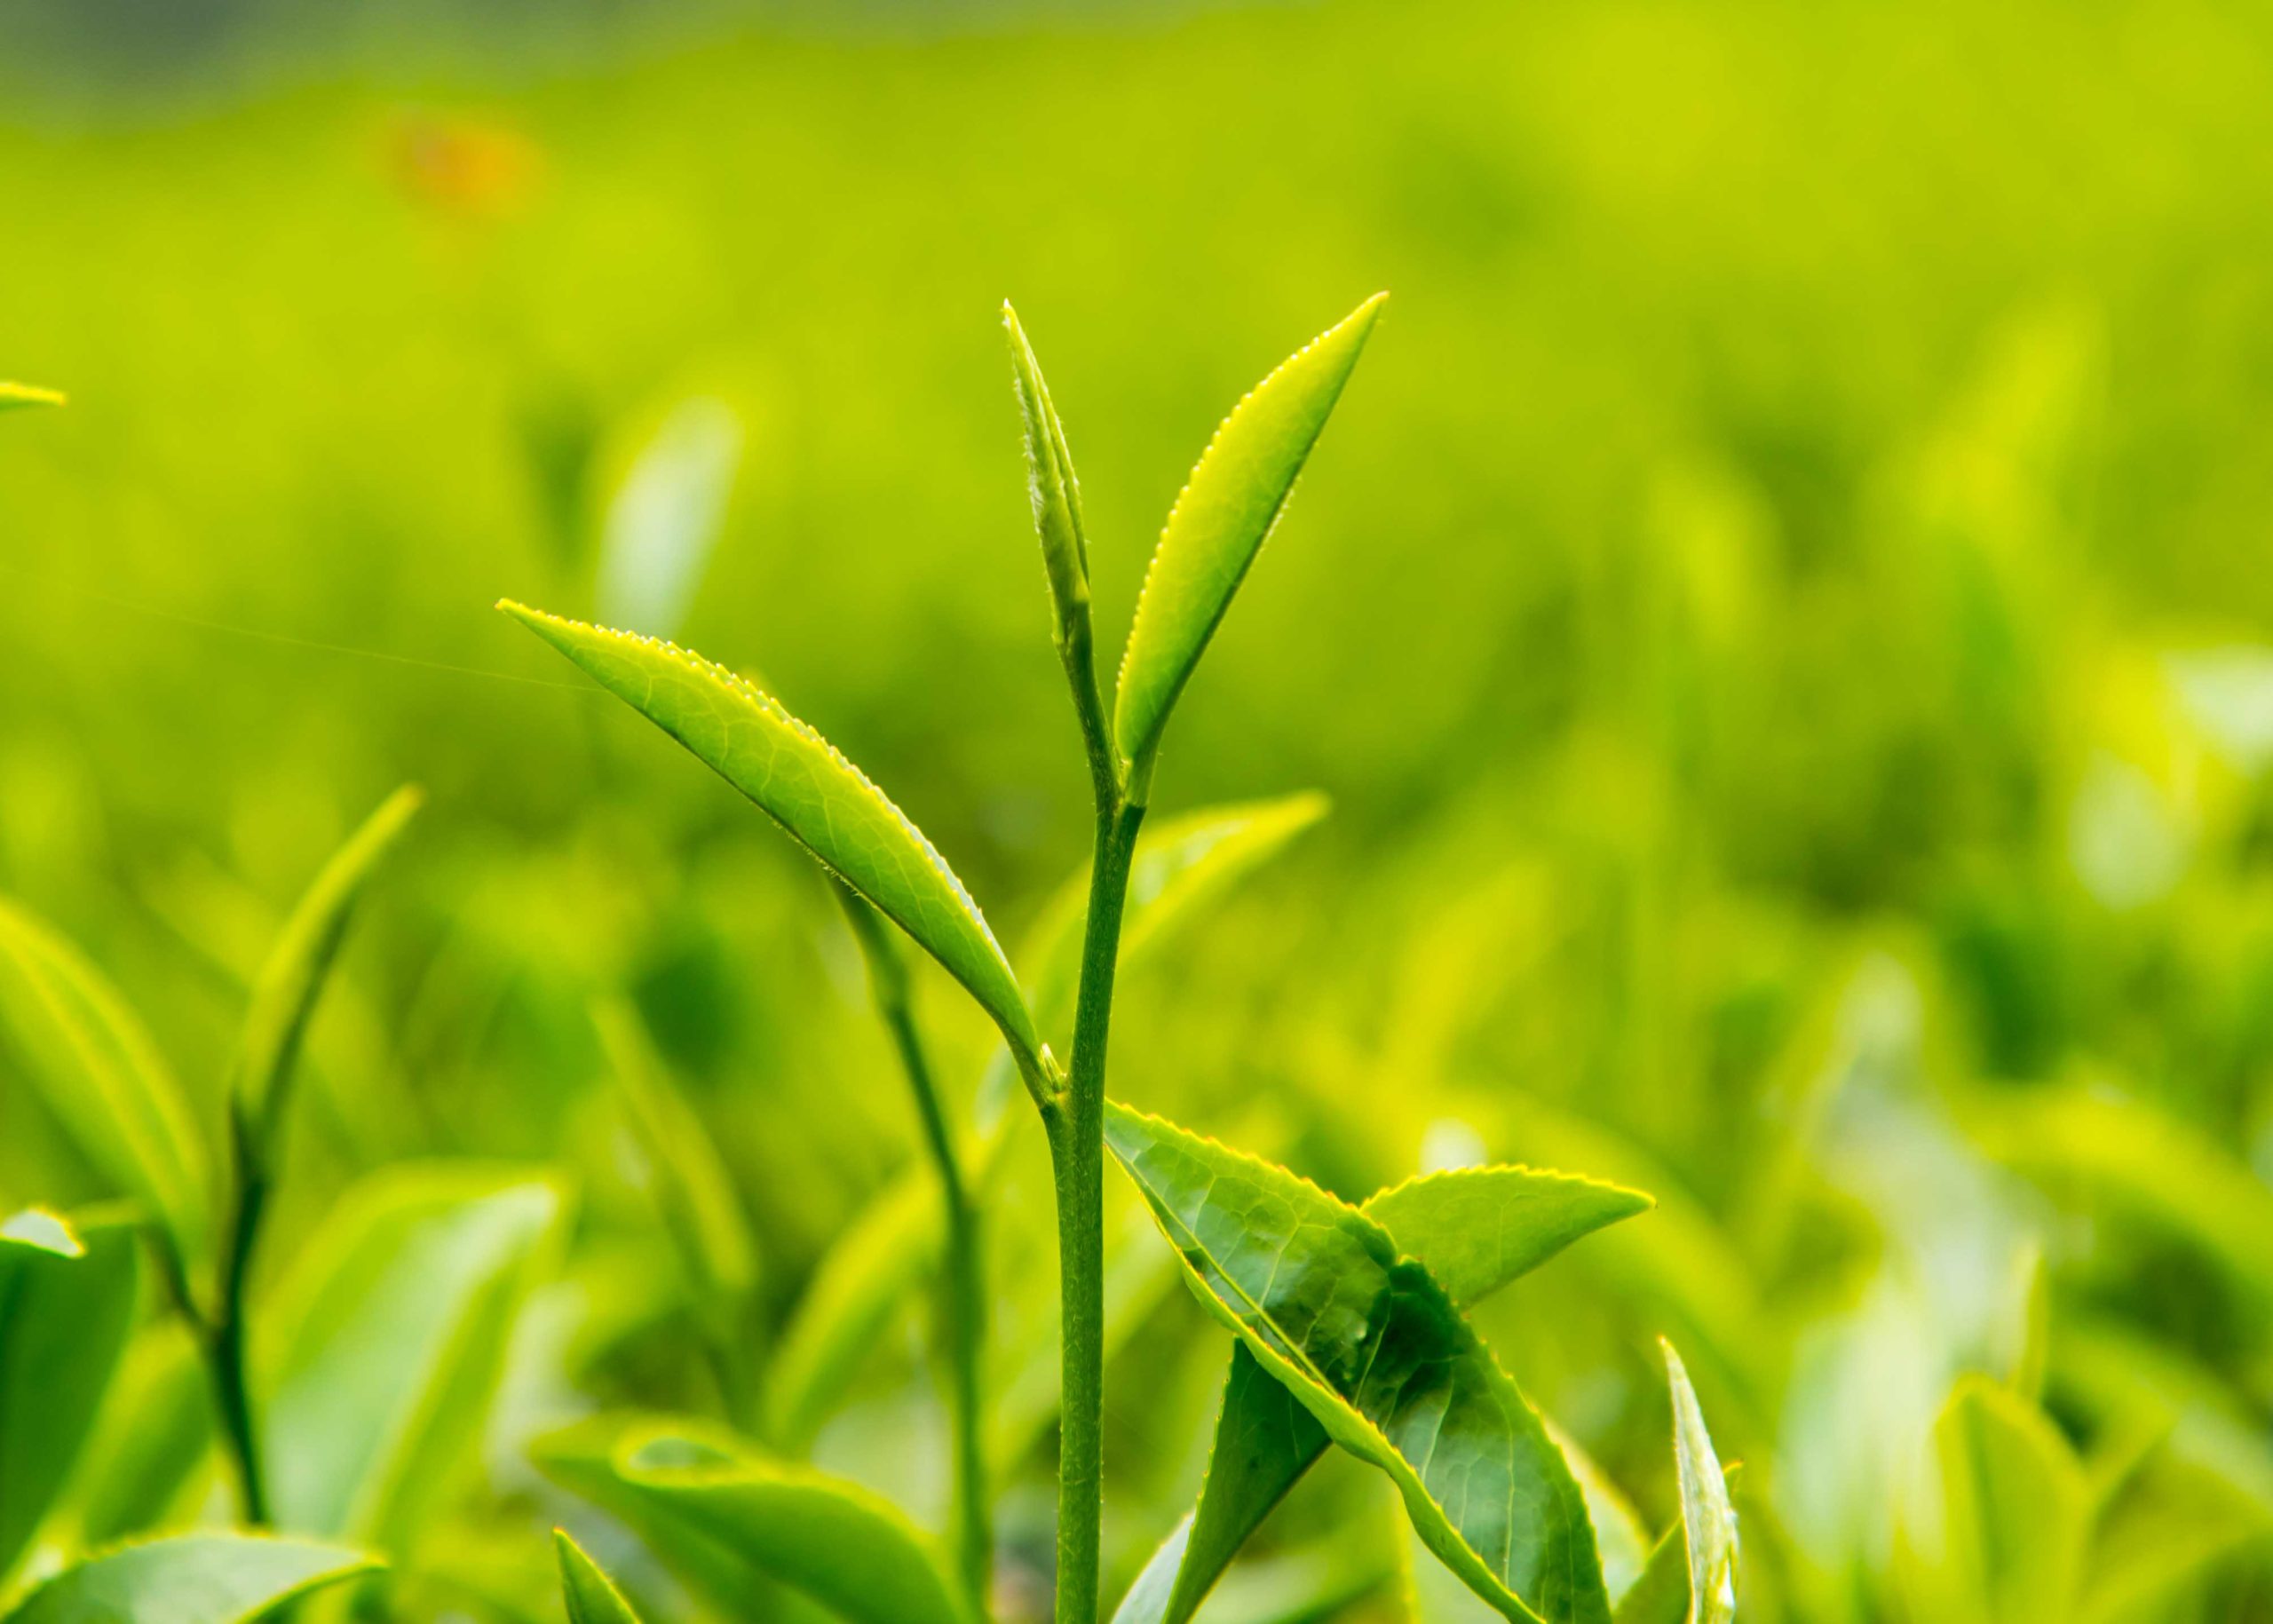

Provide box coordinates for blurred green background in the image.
[7,0,2273,1617]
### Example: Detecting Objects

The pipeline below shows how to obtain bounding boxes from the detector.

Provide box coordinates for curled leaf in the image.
[1004,303,1091,645]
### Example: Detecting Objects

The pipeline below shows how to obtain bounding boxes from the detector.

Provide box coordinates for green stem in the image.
[1047,796,1144,1624]
[837,887,991,1615]
[209,1114,272,1525]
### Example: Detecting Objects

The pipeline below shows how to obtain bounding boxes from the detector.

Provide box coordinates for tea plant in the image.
[498,298,1740,1624]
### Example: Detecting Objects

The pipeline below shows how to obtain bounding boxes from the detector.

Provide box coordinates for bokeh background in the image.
[6,0,2273,1618]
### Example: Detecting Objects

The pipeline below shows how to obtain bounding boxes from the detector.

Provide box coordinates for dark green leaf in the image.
[1105,1101,1610,1624]
[0,1211,138,1581]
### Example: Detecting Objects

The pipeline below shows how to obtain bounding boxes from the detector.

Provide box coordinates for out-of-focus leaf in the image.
[1548,1424,1650,1607]
[1925,1375,2087,1624]
[1105,1101,1610,1624]
[229,786,422,1157]
[554,1529,645,1624]
[533,1415,974,1624]
[2080,1449,2269,1623]
[62,1326,214,1548]
[1116,1165,1649,1624]
[592,998,760,1414]
[1663,1341,1736,1624]
[257,1165,560,1553]
[0,1210,138,1581]
[1,1533,376,1624]
[1969,1086,2273,1300]
[1113,296,1385,797]
[0,384,63,412]
[0,899,211,1286]
[764,1173,931,1452]
[498,603,1041,1074]
[595,397,741,641]
[1003,304,1091,644]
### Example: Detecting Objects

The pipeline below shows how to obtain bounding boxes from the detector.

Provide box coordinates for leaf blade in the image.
[2,1534,376,1624]
[554,1530,645,1624]
[1105,1101,1610,1624]
[497,602,1041,1071]
[1113,296,1385,796]
[1662,1341,1736,1624]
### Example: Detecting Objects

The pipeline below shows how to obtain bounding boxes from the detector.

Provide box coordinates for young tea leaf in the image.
[257,1165,561,1552]
[596,397,742,641]
[229,786,423,1159]
[1662,1341,1736,1624]
[1116,1163,1649,1624]
[1113,296,1385,798]
[1,1534,376,1624]
[497,603,1042,1080]
[1004,303,1091,646]
[0,899,212,1288]
[554,1530,645,1624]
[1105,1102,1611,1624]
[534,1415,976,1624]
[0,1211,139,1583]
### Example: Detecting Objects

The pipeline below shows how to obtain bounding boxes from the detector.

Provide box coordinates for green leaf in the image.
[0,1211,139,1582]
[1105,1101,1611,1624]
[533,1415,975,1624]
[764,1171,934,1451]
[257,1165,560,1552]
[0,898,212,1288]
[1116,1165,1649,1624]
[1,1534,376,1624]
[595,397,742,641]
[554,1530,645,1624]
[497,602,1042,1077]
[1003,303,1091,645]
[229,786,422,1159]
[593,1000,760,1315]
[0,384,63,413]
[1113,295,1385,798]
[1927,1375,2088,1624]
[1662,1341,1736,1624]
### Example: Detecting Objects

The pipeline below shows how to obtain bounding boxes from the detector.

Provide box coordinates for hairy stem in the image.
[837,886,992,1614]
[209,1115,272,1525]
[1047,796,1144,1624]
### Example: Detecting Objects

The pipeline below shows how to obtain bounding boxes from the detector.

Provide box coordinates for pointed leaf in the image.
[0,384,63,413]
[1115,1163,1649,1624]
[1928,1375,2087,1624]
[2,1534,376,1624]
[1004,303,1091,642]
[0,1211,139,1581]
[764,1172,933,1450]
[498,603,1041,1071]
[1105,1101,1610,1624]
[1113,295,1384,796]
[533,1415,974,1624]
[230,786,422,1157]
[257,1165,560,1551]
[596,397,742,641]
[555,1530,645,1624]
[0,899,211,1284]
[1662,1341,1736,1624]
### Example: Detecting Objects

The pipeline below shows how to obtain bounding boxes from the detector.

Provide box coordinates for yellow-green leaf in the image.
[1004,303,1091,645]
[0,899,212,1286]
[1113,296,1385,798]
[497,603,1041,1075]
[1105,1101,1609,1624]
[230,786,423,1158]
[534,1415,975,1624]
[1663,1341,1736,1624]
[554,1530,645,1624]
[2,1534,377,1624]
[0,384,63,413]
[1925,1375,2088,1624]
